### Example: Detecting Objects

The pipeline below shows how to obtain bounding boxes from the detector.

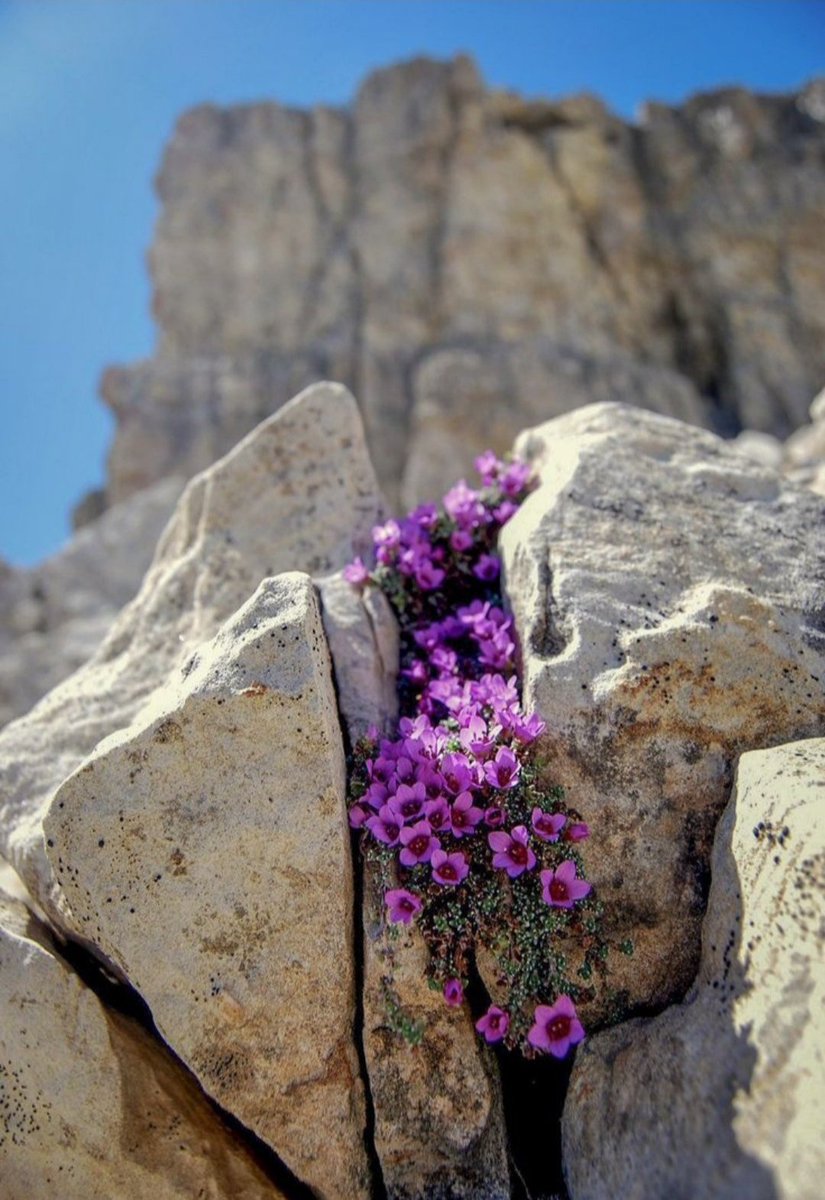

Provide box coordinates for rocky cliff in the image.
[2,56,824,734]
[102,56,825,513]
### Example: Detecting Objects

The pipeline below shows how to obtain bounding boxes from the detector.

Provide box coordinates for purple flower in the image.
[348,803,369,829]
[399,820,441,867]
[440,752,475,796]
[373,519,401,564]
[365,806,402,847]
[493,499,518,525]
[475,1005,509,1043]
[540,860,592,908]
[431,849,470,887]
[450,529,474,553]
[389,782,426,823]
[473,553,501,582]
[510,711,547,744]
[449,792,485,838]
[343,557,370,586]
[489,826,536,878]
[474,450,500,486]
[527,996,585,1058]
[566,822,590,843]
[459,715,499,760]
[483,746,521,791]
[484,805,505,829]
[443,978,464,1008]
[402,659,429,686]
[411,503,439,529]
[500,459,532,498]
[424,796,450,832]
[385,888,423,926]
[363,782,389,810]
[531,808,566,843]
[415,559,446,591]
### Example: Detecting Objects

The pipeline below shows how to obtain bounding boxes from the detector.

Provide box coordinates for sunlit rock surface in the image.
[500,402,825,1018]
[562,737,825,1200]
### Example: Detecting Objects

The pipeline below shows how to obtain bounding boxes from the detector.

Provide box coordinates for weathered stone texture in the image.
[562,737,825,1200]
[0,382,381,918]
[42,573,370,1200]
[499,402,825,1019]
[0,886,281,1200]
[101,59,825,511]
[0,478,183,730]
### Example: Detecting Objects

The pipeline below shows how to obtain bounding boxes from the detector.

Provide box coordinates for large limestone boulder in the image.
[42,573,370,1200]
[562,737,825,1200]
[0,885,281,1200]
[0,478,183,730]
[500,402,825,1016]
[0,381,382,913]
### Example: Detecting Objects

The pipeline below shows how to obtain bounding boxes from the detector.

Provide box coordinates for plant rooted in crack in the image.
[345,451,618,1057]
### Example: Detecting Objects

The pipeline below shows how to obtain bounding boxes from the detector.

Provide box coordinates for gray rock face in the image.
[0,886,281,1200]
[43,573,371,1200]
[0,478,183,731]
[562,737,825,1200]
[101,58,825,511]
[0,382,382,917]
[499,402,825,1019]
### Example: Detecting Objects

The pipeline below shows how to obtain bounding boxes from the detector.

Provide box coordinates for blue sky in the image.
[1,0,823,565]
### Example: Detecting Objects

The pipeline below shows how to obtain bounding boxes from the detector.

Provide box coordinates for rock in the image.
[362,862,510,1200]
[318,571,399,743]
[729,428,783,469]
[782,384,825,490]
[42,573,370,1200]
[0,381,382,913]
[562,737,825,1200]
[0,885,281,1200]
[96,57,824,513]
[318,571,511,1199]
[0,478,183,730]
[500,402,825,1017]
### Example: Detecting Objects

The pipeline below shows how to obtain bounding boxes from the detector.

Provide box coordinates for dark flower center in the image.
[410,835,429,856]
[509,844,528,865]
[439,863,457,881]
[386,822,400,840]
[498,766,512,784]
[400,898,415,914]
[547,1015,571,1041]
[401,800,421,818]
[452,809,468,828]
[550,879,569,901]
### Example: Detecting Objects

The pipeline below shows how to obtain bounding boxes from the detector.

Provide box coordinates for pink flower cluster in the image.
[346,451,593,1057]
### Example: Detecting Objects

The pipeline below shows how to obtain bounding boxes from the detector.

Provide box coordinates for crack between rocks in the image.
[316,584,388,1200]
[29,911,316,1200]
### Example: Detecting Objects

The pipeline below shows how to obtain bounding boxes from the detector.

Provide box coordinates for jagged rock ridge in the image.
[103,56,825,512]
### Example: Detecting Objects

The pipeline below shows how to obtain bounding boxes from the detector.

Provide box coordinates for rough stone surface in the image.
[562,737,825,1200]
[42,573,370,1200]
[318,570,399,744]
[500,402,825,1018]
[0,886,281,1200]
[100,58,825,511]
[362,862,511,1200]
[0,382,382,913]
[0,478,183,731]
[782,385,825,493]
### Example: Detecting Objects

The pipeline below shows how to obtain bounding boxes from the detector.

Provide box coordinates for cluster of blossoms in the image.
[345,452,606,1057]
